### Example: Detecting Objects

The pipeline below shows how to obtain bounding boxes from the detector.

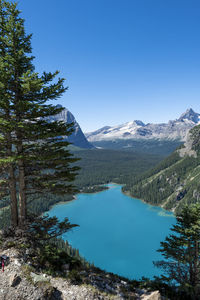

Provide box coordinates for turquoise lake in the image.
[47,183,175,279]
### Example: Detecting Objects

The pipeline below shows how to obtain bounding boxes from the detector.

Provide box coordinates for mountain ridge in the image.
[86,108,200,142]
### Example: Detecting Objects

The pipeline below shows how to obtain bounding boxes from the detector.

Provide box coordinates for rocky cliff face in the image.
[86,108,200,142]
[49,105,94,149]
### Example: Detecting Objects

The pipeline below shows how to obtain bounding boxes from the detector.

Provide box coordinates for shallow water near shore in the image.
[47,183,175,279]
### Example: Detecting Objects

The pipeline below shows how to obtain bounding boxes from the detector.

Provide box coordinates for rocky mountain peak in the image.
[129,120,145,126]
[52,106,75,124]
[86,109,200,143]
[178,108,200,123]
[48,105,94,149]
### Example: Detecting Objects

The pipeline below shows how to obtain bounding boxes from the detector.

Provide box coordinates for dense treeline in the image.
[123,150,181,191]
[73,149,164,190]
[0,193,74,229]
[92,139,182,156]
[125,155,200,209]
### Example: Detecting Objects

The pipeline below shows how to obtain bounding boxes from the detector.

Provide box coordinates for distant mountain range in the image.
[49,105,94,149]
[50,107,200,154]
[86,108,200,142]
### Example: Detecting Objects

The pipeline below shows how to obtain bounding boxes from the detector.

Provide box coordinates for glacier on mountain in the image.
[86,108,200,142]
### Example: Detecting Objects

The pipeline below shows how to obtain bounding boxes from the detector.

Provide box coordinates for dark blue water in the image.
[47,183,175,279]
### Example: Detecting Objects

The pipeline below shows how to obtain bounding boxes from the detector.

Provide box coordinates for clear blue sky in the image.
[18,0,200,132]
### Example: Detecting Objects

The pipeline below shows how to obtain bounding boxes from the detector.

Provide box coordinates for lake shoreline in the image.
[46,181,174,217]
[44,184,111,214]
[47,183,175,279]
[121,186,174,215]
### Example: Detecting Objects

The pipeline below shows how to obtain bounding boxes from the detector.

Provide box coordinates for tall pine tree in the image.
[0,0,79,227]
[154,204,200,300]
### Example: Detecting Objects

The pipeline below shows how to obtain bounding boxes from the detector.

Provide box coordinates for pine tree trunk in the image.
[9,164,18,227]
[16,136,27,226]
[18,158,27,226]
[6,132,18,227]
[15,104,27,226]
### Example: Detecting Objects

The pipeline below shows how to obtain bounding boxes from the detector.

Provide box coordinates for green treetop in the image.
[154,204,200,300]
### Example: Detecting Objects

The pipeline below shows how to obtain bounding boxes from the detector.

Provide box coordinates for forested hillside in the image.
[123,125,200,213]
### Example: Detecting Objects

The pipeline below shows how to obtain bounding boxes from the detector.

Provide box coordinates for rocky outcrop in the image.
[141,290,162,300]
[0,247,164,300]
[48,105,94,149]
[178,131,197,158]
[0,248,55,300]
[9,272,21,287]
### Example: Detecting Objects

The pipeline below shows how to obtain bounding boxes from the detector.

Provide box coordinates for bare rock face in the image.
[178,131,197,158]
[30,272,50,284]
[141,290,162,300]
[48,105,94,149]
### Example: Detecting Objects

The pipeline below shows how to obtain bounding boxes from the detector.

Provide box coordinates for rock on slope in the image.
[123,124,200,213]
[0,247,163,300]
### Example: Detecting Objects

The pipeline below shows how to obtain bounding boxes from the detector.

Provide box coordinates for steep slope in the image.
[49,105,94,149]
[86,108,200,142]
[0,244,162,300]
[123,124,200,213]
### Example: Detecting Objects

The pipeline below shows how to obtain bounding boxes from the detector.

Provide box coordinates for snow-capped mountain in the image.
[86,109,200,142]
[49,105,94,149]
